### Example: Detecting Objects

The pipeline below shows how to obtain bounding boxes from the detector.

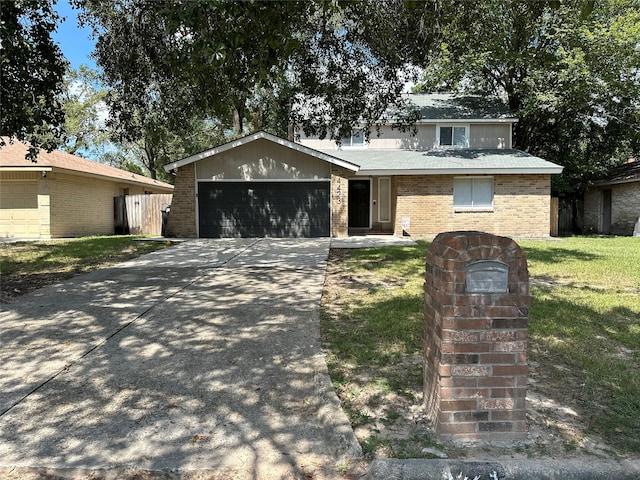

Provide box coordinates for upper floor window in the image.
[340,129,366,148]
[437,124,469,148]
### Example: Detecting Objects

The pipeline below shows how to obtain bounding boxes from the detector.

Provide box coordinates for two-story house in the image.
[164,93,563,238]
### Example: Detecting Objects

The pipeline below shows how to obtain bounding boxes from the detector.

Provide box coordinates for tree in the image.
[59,67,225,180]
[0,0,68,159]
[287,1,425,142]
[60,66,110,156]
[75,0,431,148]
[111,113,227,182]
[412,0,640,194]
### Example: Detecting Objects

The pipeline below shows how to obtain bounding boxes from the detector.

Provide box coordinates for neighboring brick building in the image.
[0,140,173,239]
[164,94,563,238]
[583,159,640,236]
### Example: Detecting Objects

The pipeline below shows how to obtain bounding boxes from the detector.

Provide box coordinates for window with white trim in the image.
[340,129,366,148]
[437,124,469,148]
[453,177,493,210]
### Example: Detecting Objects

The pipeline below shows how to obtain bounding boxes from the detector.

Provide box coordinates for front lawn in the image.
[0,236,173,303]
[521,237,640,454]
[320,237,640,459]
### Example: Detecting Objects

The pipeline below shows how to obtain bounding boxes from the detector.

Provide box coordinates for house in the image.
[163,93,563,239]
[583,159,640,236]
[0,140,174,238]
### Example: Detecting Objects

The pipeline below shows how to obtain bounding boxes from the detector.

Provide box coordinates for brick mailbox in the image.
[424,231,529,444]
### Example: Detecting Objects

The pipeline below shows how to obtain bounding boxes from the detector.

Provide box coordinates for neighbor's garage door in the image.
[0,182,40,238]
[198,181,330,238]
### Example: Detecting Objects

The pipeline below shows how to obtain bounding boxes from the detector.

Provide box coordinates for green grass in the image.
[520,238,640,452]
[0,235,173,276]
[0,236,173,301]
[321,237,640,456]
[322,242,433,458]
[520,237,640,290]
[323,243,428,387]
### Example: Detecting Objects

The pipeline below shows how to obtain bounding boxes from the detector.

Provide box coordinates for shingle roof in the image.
[0,139,174,191]
[160,132,561,177]
[595,161,640,185]
[326,148,563,175]
[403,93,517,121]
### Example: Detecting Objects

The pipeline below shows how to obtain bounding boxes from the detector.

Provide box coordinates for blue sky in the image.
[52,0,98,72]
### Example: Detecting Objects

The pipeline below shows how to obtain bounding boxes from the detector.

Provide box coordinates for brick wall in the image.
[165,163,197,237]
[394,174,551,237]
[583,182,640,235]
[611,182,640,235]
[49,173,123,237]
[49,173,162,237]
[1,171,170,238]
[424,231,529,444]
[331,166,349,237]
[37,175,51,238]
[583,188,600,233]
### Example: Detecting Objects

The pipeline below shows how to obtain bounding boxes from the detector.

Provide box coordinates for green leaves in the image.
[413,0,640,193]
[76,0,425,147]
[60,66,110,156]
[0,0,68,160]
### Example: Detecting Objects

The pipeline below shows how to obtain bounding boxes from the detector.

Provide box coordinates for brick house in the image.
[583,159,640,236]
[164,93,562,238]
[0,140,174,238]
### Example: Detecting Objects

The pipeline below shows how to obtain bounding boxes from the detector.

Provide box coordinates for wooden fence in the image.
[114,194,173,236]
[558,198,575,234]
[550,197,559,237]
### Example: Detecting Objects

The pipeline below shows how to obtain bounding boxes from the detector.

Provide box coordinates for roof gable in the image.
[0,139,173,191]
[164,131,359,172]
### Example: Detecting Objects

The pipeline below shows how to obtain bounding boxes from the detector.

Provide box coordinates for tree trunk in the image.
[287,99,294,141]
[233,105,244,134]
[144,142,157,180]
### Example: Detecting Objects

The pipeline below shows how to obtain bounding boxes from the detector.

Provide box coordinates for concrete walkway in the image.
[0,238,361,479]
[331,235,417,249]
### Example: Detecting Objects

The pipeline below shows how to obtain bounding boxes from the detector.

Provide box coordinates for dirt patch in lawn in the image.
[0,238,173,304]
[0,272,76,303]
[321,249,637,465]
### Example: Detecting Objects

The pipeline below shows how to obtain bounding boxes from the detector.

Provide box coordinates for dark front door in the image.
[198,181,330,238]
[348,179,370,228]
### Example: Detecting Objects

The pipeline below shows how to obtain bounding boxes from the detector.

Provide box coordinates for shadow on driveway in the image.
[0,238,361,479]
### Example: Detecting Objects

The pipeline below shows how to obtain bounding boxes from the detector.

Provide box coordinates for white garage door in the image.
[0,182,40,238]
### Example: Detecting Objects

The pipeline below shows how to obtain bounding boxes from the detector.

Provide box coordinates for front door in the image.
[348,179,370,228]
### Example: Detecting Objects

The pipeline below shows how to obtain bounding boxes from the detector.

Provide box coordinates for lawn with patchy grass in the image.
[521,237,640,454]
[320,237,640,459]
[0,236,173,302]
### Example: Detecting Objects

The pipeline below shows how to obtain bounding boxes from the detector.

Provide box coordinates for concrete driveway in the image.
[0,238,361,479]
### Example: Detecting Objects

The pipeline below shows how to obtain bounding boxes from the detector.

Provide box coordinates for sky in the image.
[51,0,98,72]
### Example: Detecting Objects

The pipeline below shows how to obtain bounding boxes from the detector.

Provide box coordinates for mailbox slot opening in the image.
[465,260,509,293]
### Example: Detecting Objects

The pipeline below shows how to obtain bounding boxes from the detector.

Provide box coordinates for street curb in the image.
[368,458,640,480]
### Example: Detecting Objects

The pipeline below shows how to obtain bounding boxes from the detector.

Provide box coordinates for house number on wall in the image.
[336,178,342,204]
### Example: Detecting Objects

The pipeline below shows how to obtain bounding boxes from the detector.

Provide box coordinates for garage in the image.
[198,181,330,238]
[0,182,40,238]
[162,131,360,238]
